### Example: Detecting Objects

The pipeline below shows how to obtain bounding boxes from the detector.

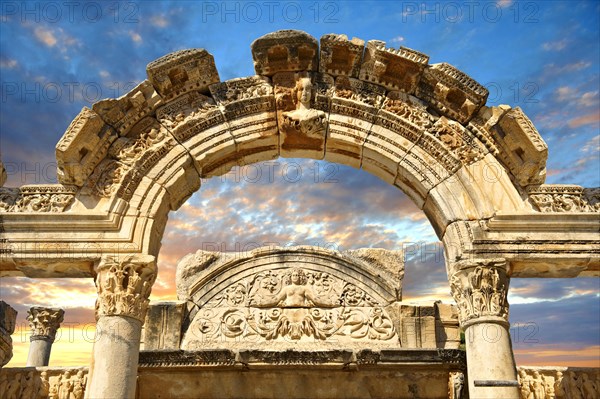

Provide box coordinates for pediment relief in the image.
[176,246,404,348]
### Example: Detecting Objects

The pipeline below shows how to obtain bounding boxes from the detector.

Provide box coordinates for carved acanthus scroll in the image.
[95,256,157,322]
[449,259,509,325]
[528,185,600,213]
[0,185,76,213]
[183,266,396,346]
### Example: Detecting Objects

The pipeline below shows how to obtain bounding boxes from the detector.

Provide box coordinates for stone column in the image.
[26,307,65,366]
[449,258,519,399]
[85,255,156,399]
[0,301,18,368]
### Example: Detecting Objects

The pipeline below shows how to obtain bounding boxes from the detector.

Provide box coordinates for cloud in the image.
[151,15,169,27]
[390,36,405,44]
[0,58,18,69]
[34,27,57,47]
[568,111,600,128]
[129,31,142,43]
[496,0,513,8]
[542,39,568,51]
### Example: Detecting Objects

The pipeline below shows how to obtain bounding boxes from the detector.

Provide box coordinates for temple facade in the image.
[0,30,598,398]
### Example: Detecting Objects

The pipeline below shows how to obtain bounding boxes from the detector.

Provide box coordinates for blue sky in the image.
[0,1,598,367]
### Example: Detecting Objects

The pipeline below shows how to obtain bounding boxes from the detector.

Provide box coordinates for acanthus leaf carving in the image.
[95,256,157,322]
[449,259,509,325]
[27,307,64,342]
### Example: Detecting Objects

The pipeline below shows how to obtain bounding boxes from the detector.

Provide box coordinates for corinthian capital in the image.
[27,307,65,342]
[95,255,157,322]
[449,258,510,327]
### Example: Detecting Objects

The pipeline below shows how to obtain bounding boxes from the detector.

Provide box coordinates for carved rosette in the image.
[449,258,510,327]
[95,256,157,322]
[27,307,65,342]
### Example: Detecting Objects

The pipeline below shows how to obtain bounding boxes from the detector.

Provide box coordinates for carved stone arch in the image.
[47,30,541,263]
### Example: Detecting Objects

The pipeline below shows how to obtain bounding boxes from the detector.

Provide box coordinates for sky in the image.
[0,0,598,368]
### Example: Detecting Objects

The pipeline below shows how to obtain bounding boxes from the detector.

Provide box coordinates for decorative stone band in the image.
[27,307,65,342]
[94,255,157,322]
[449,258,510,327]
[0,185,77,213]
[0,367,88,399]
[528,184,600,213]
[517,366,600,399]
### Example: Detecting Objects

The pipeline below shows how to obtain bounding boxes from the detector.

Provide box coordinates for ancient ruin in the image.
[0,30,598,398]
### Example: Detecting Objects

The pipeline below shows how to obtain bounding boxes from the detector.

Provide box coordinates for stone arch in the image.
[52,30,541,264]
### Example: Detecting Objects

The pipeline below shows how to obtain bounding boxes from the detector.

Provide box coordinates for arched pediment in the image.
[176,246,405,348]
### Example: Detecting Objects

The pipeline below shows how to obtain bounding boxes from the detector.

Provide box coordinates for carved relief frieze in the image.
[429,116,486,165]
[528,185,600,213]
[95,256,157,322]
[0,367,88,399]
[449,259,509,325]
[83,117,175,197]
[518,367,600,399]
[183,266,397,346]
[0,185,77,213]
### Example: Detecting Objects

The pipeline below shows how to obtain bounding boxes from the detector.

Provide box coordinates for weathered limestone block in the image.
[26,307,64,367]
[92,80,162,136]
[251,30,319,76]
[327,76,386,169]
[0,161,6,187]
[146,49,220,101]
[0,301,17,368]
[274,72,328,159]
[156,91,237,177]
[209,76,278,166]
[56,107,118,186]
[0,367,89,399]
[528,184,600,212]
[143,302,185,350]
[396,304,437,348]
[359,40,429,94]
[417,63,488,124]
[319,33,365,78]
[492,106,548,186]
[518,366,600,399]
[0,184,77,213]
[435,302,461,349]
